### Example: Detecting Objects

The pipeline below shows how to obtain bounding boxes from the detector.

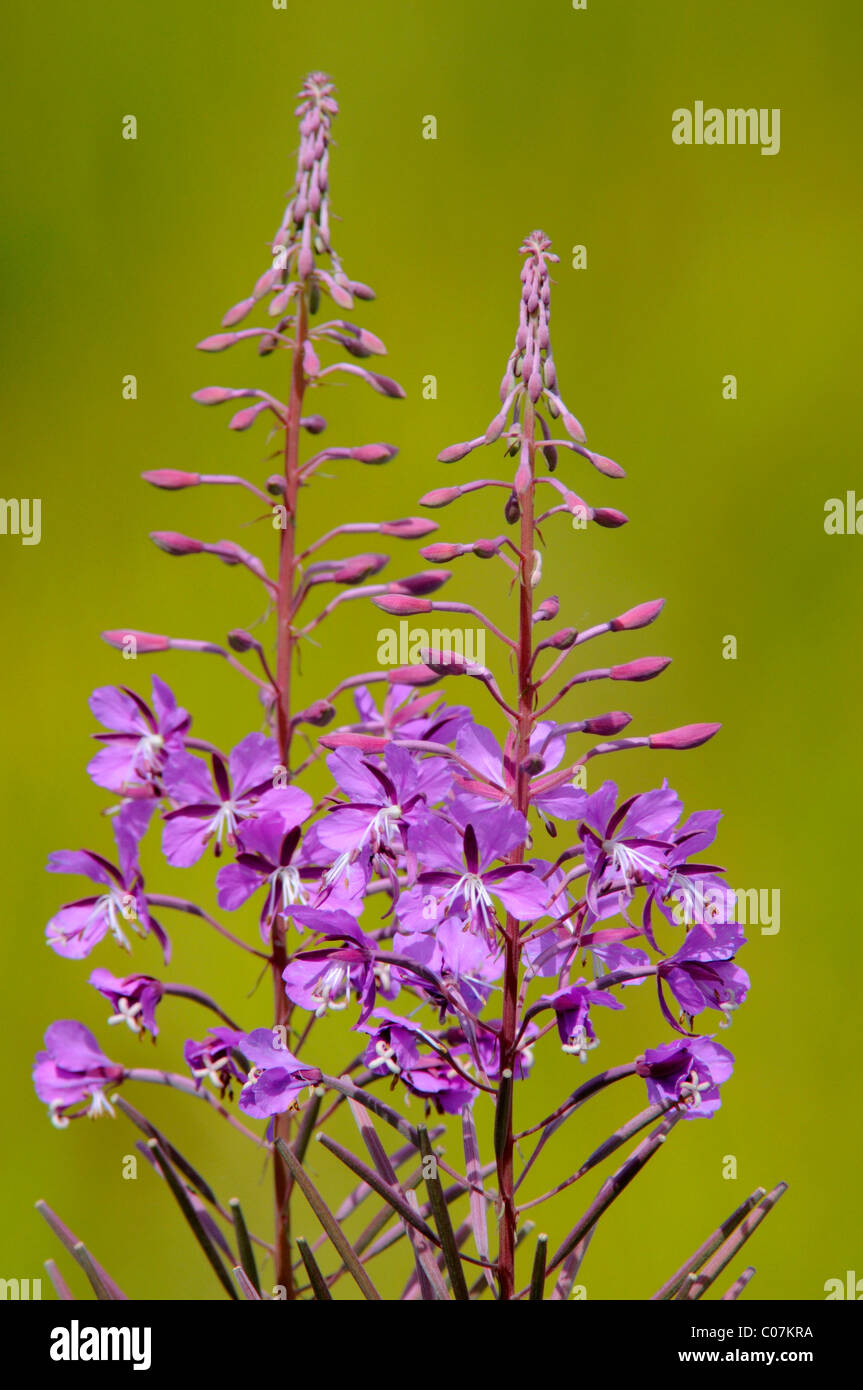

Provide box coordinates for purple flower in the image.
[33,1021,124,1127]
[315,744,445,887]
[452,720,587,826]
[358,1013,481,1114]
[89,968,164,1037]
[578,780,682,914]
[281,908,396,1022]
[237,1028,322,1119]
[45,801,167,961]
[161,733,311,866]
[657,923,749,1032]
[537,980,623,1061]
[636,1036,734,1118]
[183,1027,247,1096]
[87,675,190,798]
[402,807,544,941]
[216,808,362,942]
[393,917,503,1017]
[350,682,470,745]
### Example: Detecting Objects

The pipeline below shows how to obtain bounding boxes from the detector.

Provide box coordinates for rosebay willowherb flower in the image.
[33,81,784,1302]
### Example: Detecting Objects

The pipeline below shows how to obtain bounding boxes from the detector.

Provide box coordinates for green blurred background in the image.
[2,0,861,1300]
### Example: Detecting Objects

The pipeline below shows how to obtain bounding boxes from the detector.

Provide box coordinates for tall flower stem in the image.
[497,399,537,1299]
[271,288,310,1298]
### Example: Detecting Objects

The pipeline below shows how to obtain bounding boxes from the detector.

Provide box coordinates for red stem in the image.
[496,402,537,1299]
[271,290,310,1296]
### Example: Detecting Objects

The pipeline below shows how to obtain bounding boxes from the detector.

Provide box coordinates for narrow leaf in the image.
[232,1266,262,1301]
[147,1141,237,1299]
[297,1237,333,1301]
[43,1259,73,1301]
[650,1186,767,1301]
[418,1124,469,1300]
[529,1234,548,1301]
[229,1198,260,1296]
[683,1183,787,1301]
[36,1201,127,1300]
[275,1137,381,1300]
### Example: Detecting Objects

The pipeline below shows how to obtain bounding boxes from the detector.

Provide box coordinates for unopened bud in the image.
[611,657,671,682]
[649,723,721,750]
[583,712,632,736]
[373,595,433,616]
[142,470,201,490]
[610,598,665,632]
[102,629,170,653]
[380,518,438,539]
[593,508,628,528]
[150,531,204,556]
[421,487,461,509]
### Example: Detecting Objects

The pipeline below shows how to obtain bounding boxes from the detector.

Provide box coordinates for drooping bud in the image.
[421,486,462,509]
[150,532,204,557]
[533,596,560,624]
[582,712,633,736]
[379,518,439,539]
[420,543,467,563]
[293,700,336,729]
[141,470,201,490]
[649,723,721,750]
[611,657,671,682]
[373,595,434,616]
[611,598,666,632]
[593,508,628,528]
[101,630,171,653]
[389,570,451,596]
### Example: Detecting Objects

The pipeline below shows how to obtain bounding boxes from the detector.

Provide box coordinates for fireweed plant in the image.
[33,72,785,1303]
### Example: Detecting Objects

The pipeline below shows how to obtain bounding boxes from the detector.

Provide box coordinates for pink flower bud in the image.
[197,333,240,352]
[593,508,628,528]
[192,387,238,405]
[227,629,258,653]
[420,648,485,677]
[229,402,267,431]
[420,543,466,562]
[420,487,461,508]
[221,298,255,328]
[332,553,389,583]
[373,595,434,616]
[649,723,721,750]
[472,539,498,559]
[390,570,451,596]
[548,626,578,650]
[387,665,441,687]
[611,657,671,682]
[320,731,389,752]
[294,699,336,728]
[380,518,438,539]
[583,712,633,735]
[301,415,327,433]
[438,439,481,464]
[561,409,587,443]
[580,450,625,479]
[141,470,201,490]
[533,596,560,624]
[101,630,170,653]
[349,443,398,464]
[611,598,666,632]
[150,531,204,556]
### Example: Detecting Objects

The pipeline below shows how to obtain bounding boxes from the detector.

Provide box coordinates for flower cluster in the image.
[32,75,780,1304]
